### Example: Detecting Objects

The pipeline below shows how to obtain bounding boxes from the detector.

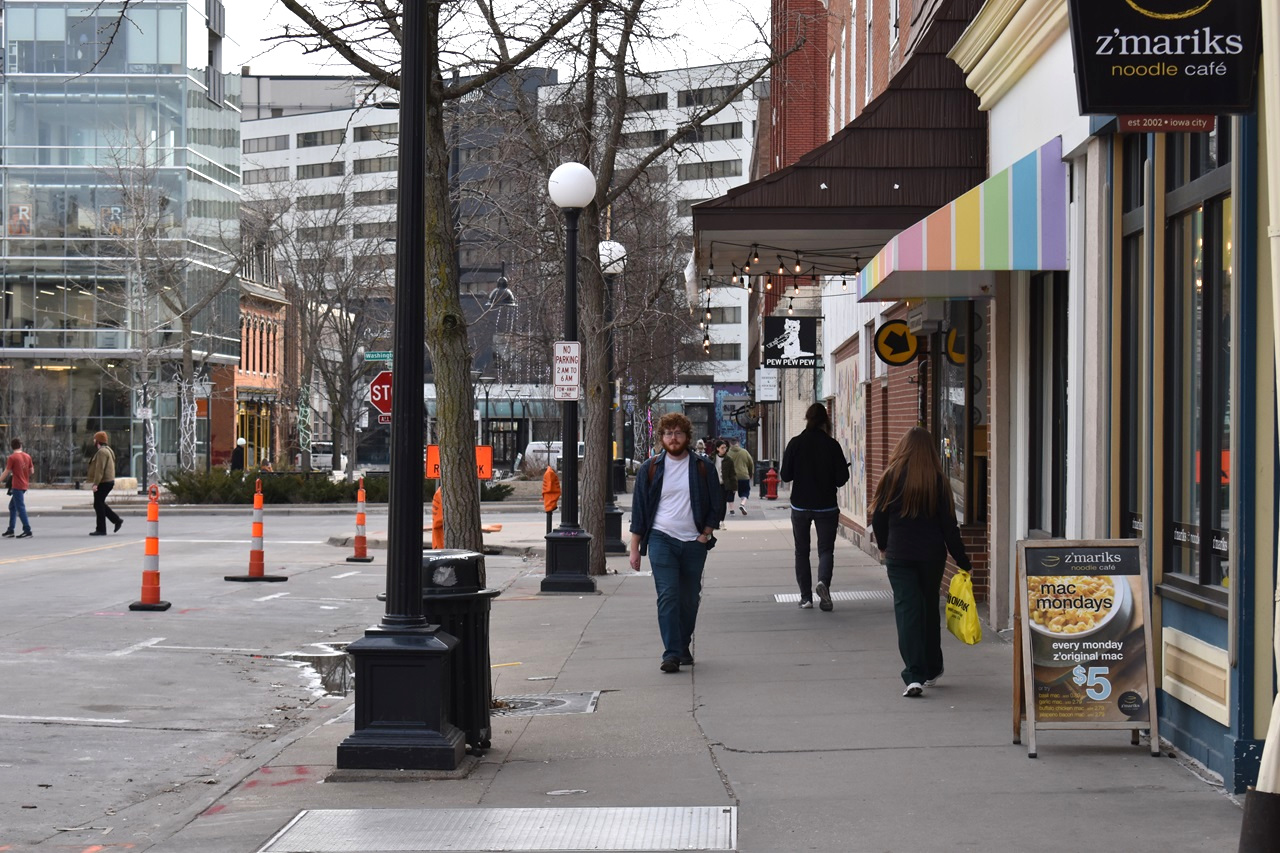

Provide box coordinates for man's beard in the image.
[663,435,690,457]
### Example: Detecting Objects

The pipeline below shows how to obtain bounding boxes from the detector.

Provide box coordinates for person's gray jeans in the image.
[791,508,839,599]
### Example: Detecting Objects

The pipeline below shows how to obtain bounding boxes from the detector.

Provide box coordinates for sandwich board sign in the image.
[1014,539,1159,759]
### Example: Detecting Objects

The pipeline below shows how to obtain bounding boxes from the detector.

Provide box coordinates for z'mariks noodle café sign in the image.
[1067,0,1261,115]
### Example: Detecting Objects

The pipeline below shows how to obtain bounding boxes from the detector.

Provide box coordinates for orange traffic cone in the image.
[130,485,171,611]
[347,477,374,563]
[225,479,287,582]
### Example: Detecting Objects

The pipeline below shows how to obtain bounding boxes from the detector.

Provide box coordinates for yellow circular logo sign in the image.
[1123,0,1214,21]
[874,320,919,366]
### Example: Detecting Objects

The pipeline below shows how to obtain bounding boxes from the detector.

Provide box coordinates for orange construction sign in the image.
[542,467,561,513]
[424,444,493,480]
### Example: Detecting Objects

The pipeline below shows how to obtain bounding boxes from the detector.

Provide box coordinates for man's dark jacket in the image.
[779,427,850,509]
[629,451,722,554]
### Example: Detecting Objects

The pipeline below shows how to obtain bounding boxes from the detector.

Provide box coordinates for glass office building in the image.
[0,0,241,481]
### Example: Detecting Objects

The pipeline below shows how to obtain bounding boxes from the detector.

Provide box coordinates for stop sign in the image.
[368,370,393,415]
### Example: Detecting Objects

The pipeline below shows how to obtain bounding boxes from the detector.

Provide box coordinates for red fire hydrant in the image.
[763,467,780,500]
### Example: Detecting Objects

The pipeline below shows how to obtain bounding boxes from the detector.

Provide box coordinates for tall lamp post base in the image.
[603,504,626,554]
[336,627,466,770]
[542,529,596,593]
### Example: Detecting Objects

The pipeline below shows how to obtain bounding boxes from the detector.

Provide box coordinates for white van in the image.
[520,440,585,471]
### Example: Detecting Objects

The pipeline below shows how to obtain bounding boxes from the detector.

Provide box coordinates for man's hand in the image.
[628,547,642,572]
[92,484,98,492]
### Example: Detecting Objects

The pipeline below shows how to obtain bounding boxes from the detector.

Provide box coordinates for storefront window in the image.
[937,301,983,523]
[1028,273,1067,537]
[1119,233,1145,537]
[1164,197,1231,591]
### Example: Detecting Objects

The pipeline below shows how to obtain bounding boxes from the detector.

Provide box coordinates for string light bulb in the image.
[730,267,738,285]
[793,253,803,275]
[787,297,794,315]
[765,277,773,291]
[751,246,760,265]
[841,278,848,291]
[776,257,785,276]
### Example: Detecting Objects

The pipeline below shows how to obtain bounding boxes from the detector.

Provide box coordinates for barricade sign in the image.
[1014,539,1159,758]
[424,445,493,480]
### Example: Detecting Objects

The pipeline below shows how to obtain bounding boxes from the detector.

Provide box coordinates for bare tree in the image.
[243,175,395,481]
[94,133,241,483]
[270,0,798,575]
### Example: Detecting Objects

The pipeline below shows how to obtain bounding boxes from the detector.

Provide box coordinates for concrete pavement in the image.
[4,487,1245,851]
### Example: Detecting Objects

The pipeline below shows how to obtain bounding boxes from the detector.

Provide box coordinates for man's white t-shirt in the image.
[651,453,700,541]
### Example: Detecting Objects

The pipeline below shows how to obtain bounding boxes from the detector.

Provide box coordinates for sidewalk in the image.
[143,497,1242,852]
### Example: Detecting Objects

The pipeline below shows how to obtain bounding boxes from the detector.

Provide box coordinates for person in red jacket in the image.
[2,438,35,538]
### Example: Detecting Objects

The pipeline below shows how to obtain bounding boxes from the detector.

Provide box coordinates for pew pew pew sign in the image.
[1014,539,1160,759]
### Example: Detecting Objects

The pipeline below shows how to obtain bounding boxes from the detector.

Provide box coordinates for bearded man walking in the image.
[629,413,723,673]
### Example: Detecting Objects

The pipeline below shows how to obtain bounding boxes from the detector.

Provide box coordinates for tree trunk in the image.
[421,13,484,572]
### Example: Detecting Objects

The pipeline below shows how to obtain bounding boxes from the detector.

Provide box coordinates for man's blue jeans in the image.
[647,530,708,662]
[7,489,30,534]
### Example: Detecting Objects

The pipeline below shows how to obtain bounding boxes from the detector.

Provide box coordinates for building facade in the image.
[0,0,241,481]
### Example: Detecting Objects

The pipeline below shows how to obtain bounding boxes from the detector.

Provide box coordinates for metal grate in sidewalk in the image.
[774,590,893,604]
[259,806,737,852]
[492,691,599,717]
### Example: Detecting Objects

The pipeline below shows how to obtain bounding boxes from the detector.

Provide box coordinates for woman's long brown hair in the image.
[870,427,952,519]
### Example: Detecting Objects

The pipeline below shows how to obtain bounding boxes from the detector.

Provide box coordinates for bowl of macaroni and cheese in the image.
[1027,574,1132,665]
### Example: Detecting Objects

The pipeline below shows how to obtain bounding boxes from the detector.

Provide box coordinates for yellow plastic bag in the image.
[945,569,981,645]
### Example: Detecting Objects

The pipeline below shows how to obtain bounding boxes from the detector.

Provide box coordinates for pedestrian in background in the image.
[727,437,753,515]
[714,439,737,529]
[229,437,246,472]
[870,427,971,697]
[780,404,849,611]
[87,431,123,536]
[629,412,723,673]
[2,438,35,539]
[694,437,706,456]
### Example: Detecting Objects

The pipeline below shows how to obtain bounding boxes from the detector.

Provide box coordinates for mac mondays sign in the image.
[1066,0,1261,115]
[1014,539,1160,758]
[763,317,820,368]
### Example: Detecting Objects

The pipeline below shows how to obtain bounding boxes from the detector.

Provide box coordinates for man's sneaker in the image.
[816,581,833,611]
[924,669,944,687]
[1,530,13,538]
[739,505,747,515]
[903,682,924,697]
[679,651,695,666]
[660,658,681,673]
[114,519,124,533]
[798,599,814,609]
[16,531,32,539]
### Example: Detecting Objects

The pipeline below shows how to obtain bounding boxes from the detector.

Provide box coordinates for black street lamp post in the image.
[542,162,596,593]
[337,0,464,771]
[598,239,627,554]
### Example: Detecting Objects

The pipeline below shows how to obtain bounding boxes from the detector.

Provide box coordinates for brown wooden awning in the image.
[693,11,986,285]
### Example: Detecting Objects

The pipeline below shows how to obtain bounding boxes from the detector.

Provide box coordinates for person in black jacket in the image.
[870,426,972,697]
[780,404,850,610]
[714,439,737,529]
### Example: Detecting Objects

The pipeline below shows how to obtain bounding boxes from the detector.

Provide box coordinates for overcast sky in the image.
[225,0,771,77]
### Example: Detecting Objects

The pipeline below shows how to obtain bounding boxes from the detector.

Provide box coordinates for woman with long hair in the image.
[870,427,972,697]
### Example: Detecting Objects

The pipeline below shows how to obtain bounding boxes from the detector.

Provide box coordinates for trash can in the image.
[612,458,627,494]
[421,549,500,753]
[755,460,774,498]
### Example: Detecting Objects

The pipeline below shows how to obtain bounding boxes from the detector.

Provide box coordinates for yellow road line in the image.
[0,539,136,566]
[491,662,523,668]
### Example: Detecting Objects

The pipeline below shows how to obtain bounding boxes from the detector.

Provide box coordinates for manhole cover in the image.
[774,590,893,604]
[492,691,599,716]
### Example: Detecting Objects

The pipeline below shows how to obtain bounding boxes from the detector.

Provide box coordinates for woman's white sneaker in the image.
[903,682,924,697]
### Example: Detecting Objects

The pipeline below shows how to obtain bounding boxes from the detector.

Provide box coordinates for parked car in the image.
[306,442,349,472]
[520,440,585,470]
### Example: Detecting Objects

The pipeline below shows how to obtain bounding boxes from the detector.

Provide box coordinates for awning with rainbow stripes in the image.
[857,136,1068,301]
